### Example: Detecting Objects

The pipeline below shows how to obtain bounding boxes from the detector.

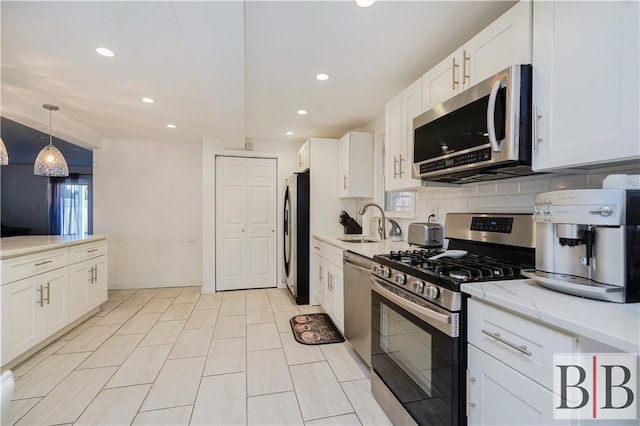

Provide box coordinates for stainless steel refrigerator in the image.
[283,171,310,304]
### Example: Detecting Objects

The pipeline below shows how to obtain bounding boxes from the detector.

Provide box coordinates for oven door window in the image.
[372,290,460,426]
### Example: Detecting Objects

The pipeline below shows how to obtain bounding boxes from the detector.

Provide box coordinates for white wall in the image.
[94,139,202,289]
[201,137,302,293]
[383,163,640,244]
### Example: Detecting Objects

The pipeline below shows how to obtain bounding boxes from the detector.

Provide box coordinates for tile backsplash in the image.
[373,163,640,242]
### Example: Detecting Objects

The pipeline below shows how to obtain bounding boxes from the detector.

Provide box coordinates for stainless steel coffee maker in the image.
[523,189,640,303]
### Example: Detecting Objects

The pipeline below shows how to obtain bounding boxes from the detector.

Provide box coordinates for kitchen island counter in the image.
[0,235,108,259]
[462,280,640,354]
[313,234,415,259]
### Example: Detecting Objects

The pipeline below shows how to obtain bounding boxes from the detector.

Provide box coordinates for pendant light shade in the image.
[0,136,8,166]
[34,104,69,177]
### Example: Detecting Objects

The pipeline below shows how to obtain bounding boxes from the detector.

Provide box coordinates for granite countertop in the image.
[313,234,417,259]
[0,235,108,259]
[462,280,640,354]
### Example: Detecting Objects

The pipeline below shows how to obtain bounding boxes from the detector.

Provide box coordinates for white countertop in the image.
[0,235,108,259]
[313,234,418,258]
[462,280,640,354]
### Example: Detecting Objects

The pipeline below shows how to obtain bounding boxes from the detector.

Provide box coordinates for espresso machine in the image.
[523,189,640,303]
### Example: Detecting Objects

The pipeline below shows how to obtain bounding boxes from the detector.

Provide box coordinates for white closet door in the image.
[216,156,277,290]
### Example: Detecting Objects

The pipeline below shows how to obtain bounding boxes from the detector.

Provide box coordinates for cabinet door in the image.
[400,78,423,188]
[331,264,344,333]
[464,1,532,88]
[384,92,403,191]
[312,253,325,307]
[1,277,39,363]
[422,47,463,111]
[467,345,557,426]
[324,261,336,322]
[297,141,310,172]
[39,268,69,338]
[88,256,108,307]
[338,135,350,198]
[69,261,90,322]
[532,0,639,171]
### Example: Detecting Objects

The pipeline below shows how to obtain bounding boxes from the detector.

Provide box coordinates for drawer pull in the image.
[481,329,532,356]
[87,248,99,253]
[35,260,53,266]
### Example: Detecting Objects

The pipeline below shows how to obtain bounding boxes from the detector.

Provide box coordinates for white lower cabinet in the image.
[1,267,69,364]
[69,255,108,322]
[468,344,557,426]
[325,260,344,332]
[467,298,577,425]
[312,238,344,333]
[1,238,108,367]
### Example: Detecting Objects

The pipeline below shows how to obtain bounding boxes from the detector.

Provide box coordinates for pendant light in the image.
[0,136,8,165]
[34,104,69,177]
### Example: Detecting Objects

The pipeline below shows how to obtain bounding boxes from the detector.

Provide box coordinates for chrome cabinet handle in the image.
[87,248,99,253]
[533,105,542,150]
[393,156,398,178]
[37,285,44,307]
[44,283,51,305]
[462,50,470,84]
[319,265,323,281]
[343,175,348,190]
[88,267,93,284]
[451,57,459,90]
[398,154,404,177]
[35,260,53,267]
[481,329,532,356]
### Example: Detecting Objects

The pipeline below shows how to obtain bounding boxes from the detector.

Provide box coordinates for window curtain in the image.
[49,173,82,235]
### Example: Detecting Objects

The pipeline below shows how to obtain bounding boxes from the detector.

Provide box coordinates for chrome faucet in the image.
[358,203,386,240]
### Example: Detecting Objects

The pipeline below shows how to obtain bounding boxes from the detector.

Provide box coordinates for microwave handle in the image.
[486,80,503,152]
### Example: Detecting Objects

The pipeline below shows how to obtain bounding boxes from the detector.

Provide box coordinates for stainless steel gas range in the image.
[370,213,535,426]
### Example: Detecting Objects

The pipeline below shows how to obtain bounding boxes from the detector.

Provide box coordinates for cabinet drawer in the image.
[1,248,69,285]
[468,298,577,390]
[312,239,343,267]
[69,240,107,264]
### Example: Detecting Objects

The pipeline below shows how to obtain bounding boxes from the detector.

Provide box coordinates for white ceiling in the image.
[1,0,515,149]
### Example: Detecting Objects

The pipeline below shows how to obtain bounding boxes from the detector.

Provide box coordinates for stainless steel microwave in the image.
[412,65,533,183]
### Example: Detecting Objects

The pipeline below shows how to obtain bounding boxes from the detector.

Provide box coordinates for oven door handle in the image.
[371,279,452,327]
[486,79,504,152]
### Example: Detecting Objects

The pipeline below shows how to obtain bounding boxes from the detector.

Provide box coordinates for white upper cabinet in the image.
[422,1,532,112]
[296,140,310,172]
[464,0,532,85]
[531,0,640,171]
[338,131,374,198]
[385,78,424,191]
[422,47,464,112]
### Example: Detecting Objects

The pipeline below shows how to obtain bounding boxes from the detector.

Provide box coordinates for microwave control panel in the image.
[419,148,491,174]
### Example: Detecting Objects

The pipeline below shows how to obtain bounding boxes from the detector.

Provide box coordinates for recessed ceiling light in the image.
[297,109,307,115]
[285,131,294,136]
[355,0,376,7]
[141,97,155,104]
[95,47,115,57]
[315,73,330,81]
[167,124,177,129]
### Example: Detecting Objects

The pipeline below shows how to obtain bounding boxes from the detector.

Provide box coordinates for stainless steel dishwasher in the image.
[343,251,374,367]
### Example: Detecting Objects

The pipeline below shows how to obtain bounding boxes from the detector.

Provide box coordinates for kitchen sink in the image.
[337,238,379,243]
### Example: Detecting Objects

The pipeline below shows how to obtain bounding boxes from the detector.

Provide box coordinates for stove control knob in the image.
[424,285,440,299]
[543,207,551,216]
[380,266,391,278]
[394,274,406,285]
[372,265,381,274]
[412,281,424,293]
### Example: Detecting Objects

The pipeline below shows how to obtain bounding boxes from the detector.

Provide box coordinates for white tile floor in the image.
[5,287,392,425]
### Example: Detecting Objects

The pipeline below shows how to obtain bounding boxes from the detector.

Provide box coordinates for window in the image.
[49,174,92,236]
[385,191,412,213]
